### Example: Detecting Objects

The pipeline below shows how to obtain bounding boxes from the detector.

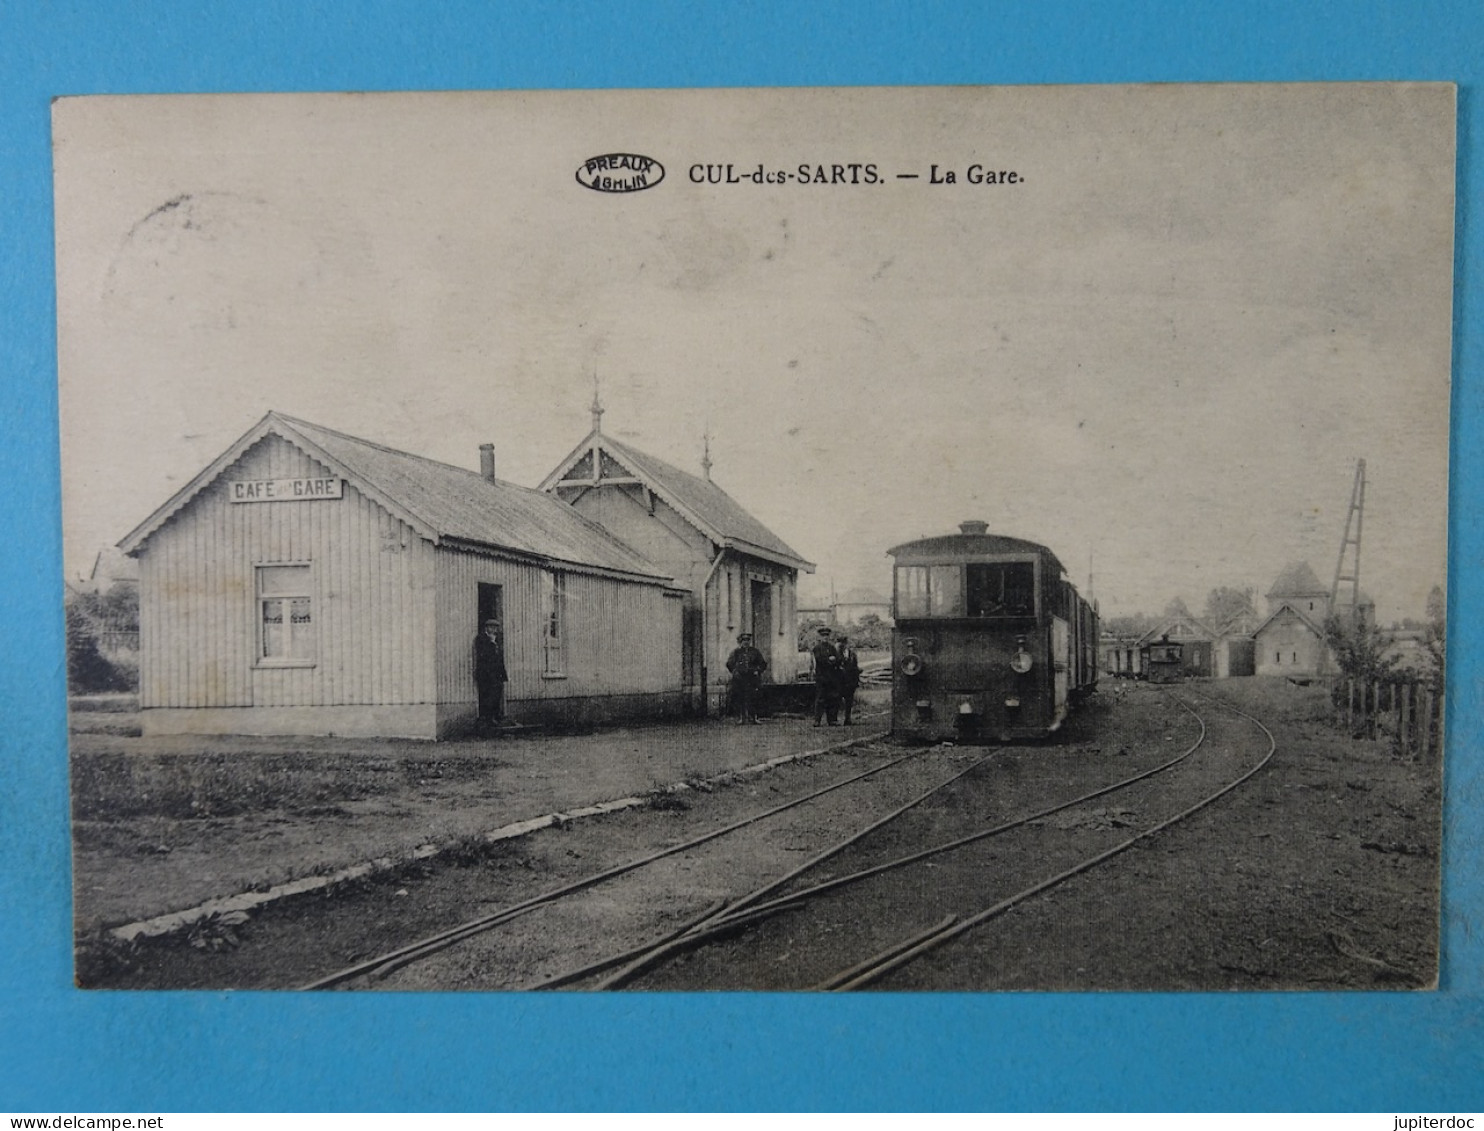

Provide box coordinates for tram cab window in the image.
[896,566,929,617]
[894,564,965,617]
[967,562,1035,617]
[928,565,964,617]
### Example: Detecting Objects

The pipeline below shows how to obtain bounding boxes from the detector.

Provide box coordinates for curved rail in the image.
[302,733,901,989]
[821,691,1277,990]
[550,699,1209,989]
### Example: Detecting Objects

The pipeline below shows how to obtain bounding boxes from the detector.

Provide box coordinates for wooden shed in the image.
[118,412,686,739]
[541,406,814,714]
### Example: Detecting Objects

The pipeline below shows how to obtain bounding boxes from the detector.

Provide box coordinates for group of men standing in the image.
[475,615,863,734]
[724,624,861,726]
[809,625,861,727]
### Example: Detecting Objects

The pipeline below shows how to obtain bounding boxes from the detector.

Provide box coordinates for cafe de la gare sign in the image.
[229,477,344,503]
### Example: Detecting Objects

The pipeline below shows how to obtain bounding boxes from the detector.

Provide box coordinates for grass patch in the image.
[70,749,509,823]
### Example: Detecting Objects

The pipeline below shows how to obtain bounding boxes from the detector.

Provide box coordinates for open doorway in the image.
[750,580,772,681]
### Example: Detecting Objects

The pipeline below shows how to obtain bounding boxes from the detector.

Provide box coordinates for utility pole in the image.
[1330,459,1367,628]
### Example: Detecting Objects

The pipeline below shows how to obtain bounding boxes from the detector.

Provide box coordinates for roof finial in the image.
[590,373,604,434]
[701,427,713,481]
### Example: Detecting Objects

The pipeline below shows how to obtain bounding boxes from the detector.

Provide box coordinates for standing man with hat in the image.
[811,626,843,726]
[837,633,862,725]
[473,617,508,736]
[725,631,768,724]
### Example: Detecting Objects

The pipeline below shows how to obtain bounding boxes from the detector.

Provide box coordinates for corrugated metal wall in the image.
[137,435,436,709]
[433,548,683,705]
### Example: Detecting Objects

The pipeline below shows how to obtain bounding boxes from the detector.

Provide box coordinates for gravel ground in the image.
[73,679,1440,991]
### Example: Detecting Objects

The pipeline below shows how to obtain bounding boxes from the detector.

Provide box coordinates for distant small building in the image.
[120,412,686,739]
[831,587,892,628]
[75,546,139,595]
[1213,609,1261,678]
[1101,632,1144,677]
[1256,561,1342,677]
[1253,604,1330,677]
[541,405,814,713]
[1383,628,1428,673]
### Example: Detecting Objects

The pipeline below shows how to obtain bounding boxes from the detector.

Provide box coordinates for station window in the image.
[257,564,314,664]
[543,570,566,676]
[967,562,1036,617]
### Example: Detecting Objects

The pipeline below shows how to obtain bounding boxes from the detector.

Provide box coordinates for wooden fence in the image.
[1335,678,1442,759]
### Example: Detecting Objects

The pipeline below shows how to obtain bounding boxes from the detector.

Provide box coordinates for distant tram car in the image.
[889,521,1099,743]
[1142,636,1184,684]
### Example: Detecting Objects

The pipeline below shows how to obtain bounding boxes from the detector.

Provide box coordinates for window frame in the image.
[895,555,1041,620]
[254,561,316,669]
[542,569,567,678]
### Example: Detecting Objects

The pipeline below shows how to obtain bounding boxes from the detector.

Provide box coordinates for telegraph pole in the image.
[1330,459,1367,628]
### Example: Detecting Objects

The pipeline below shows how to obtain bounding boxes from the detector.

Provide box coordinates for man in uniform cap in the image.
[811,626,844,726]
[473,617,508,735]
[837,633,862,725]
[725,631,768,724]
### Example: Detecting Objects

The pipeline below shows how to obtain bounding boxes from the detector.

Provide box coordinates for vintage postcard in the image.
[53,84,1453,991]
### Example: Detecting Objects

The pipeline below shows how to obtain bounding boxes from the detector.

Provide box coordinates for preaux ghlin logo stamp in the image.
[576,153,665,193]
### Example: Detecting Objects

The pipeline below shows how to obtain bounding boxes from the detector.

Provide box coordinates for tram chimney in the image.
[479,443,496,483]
[959,520,989,535]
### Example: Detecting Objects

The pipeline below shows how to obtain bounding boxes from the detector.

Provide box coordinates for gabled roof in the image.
[1136,615,1218,646]
[837,587,890,605]
[1267,561,1328,598]
[1252,602,1328,640]
[119,412,674,585]
[1215,609,1262,638]
[540,428,814,571]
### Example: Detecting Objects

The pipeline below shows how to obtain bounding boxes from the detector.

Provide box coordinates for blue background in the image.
[2,1,1480,1112]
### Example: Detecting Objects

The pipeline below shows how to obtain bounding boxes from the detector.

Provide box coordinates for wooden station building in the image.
[541,402,814,715]
[119,412,686,739]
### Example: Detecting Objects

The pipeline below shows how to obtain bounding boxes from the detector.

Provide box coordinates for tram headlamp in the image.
[900,653,925,677]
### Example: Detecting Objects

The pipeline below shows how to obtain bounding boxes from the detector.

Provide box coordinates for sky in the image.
[52,84,1455,623]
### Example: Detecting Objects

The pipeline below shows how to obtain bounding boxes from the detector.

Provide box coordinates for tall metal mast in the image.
[1330,459,1367,627]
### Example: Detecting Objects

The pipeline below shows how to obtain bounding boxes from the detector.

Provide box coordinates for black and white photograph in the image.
[54,83,1453,991]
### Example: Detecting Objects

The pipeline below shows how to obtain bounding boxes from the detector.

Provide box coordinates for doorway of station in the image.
[478,583,504,632]
[749,580,773,680]
[477,583,505,665]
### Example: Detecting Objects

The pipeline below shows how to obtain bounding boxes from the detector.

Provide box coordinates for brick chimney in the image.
[479,443,496,483]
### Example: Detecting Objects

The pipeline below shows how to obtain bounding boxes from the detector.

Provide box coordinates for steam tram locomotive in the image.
[889,521,1098,743]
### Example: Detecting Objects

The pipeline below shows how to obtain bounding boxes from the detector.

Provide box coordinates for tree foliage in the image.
[64,586,139,693]
[1323,612,1399,684]
[1203,586,1256,628]
[1421,584,1445,695]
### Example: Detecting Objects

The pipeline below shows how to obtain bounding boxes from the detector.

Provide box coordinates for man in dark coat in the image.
[725,631,768,724]
[811,626,843,726]
[473,617,507,735]
[837,633,862,725]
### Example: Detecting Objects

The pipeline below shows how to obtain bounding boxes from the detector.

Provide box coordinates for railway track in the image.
[516,691,1210,991]
[305,688,1267,991]
[815,690,1279,990]
[303,732,919,989]
[571,689,1273,991]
